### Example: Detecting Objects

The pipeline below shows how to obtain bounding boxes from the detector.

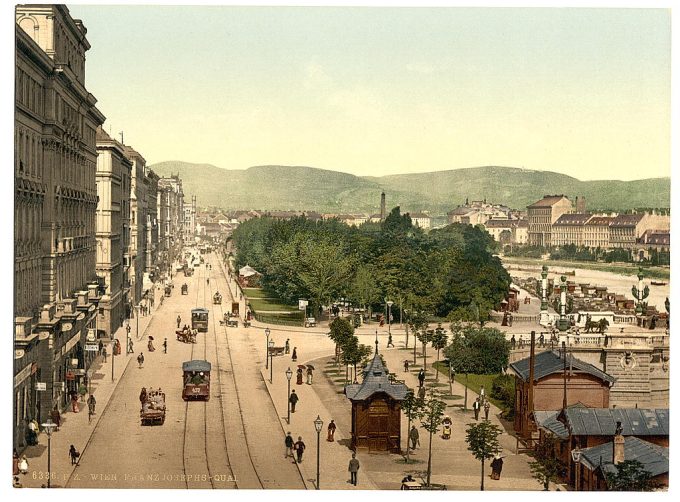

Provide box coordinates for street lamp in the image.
[314,415,324,490]
[386,300,394,336]
[571,447,582,491]
[41,419,58,488]
[286,367,293,424]
[269,339,275,383]
[264,327,271,369]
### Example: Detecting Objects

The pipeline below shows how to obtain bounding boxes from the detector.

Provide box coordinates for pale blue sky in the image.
[67,5,671,180]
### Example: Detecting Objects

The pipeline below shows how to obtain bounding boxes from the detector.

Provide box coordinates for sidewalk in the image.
[18,295,160,488]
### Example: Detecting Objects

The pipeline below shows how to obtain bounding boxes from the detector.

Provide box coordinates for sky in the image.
[62,3,671,181]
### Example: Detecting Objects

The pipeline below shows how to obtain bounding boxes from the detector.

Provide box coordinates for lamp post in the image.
[265,327,271,369]
[386,300,394,336]
[135,305,140,342]
[269,339,275,383]
[314,415,324,489]
[111,337,117,382]
[41,419,57,488]
[286,367,293,424]
[571,447,582,491]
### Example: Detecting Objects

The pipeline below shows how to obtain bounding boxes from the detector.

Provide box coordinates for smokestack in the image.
[562,341,568,410]
[380,192,386,220]
[528,331,536,422]
[613,421,625,465]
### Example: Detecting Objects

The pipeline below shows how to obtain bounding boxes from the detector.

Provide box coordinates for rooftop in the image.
[554,213,592,226]
[580,437,669,478]
[509,350,615,384]
[610,213,645,227]
[345,350,409,401]
[561,407,669,437]
[527,195,570,208]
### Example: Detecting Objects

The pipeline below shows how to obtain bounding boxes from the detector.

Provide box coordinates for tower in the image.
[380,192,386,220]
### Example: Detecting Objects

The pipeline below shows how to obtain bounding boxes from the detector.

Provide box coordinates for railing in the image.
[509,333,669,350]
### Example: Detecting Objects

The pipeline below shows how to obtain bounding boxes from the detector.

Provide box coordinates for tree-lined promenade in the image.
[231,207,512,323]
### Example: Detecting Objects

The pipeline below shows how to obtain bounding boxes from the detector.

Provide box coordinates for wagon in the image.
[176,330,196,343]
[140,390,166,425]
[213,292,222,305]
[164,285,172,297]
[182,360,211,401]
[181,284,188,295]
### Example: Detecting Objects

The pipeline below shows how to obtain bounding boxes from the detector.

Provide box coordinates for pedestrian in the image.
[126,323,131,338]
[473,397,481,420]
[418,385,426,401]
[71,392,79,413]
[163,338,168,354]
[327,420,336,442]
[510,334,516,349]
[292,347,298,362]
[102,345,108,362]
[69,445,79,465]
[13,450,19,477]
[484,400,491,421]
[128,339,134,354]
[490,453,504,480]
[408,425,420,450]
[137,352,144,368]
[296,367,303,385]
[404,360,409,372]
[306,366,313,385]
[387,333,394,348]
[50,405,61,430]
[18,455,29,475]
[418,368,425,387]
[348,453,360,485]
[284,432,294,458]
[98,340,103,355]
[177,315,181,329]
[293,436,306,463]
[139,387,147,408]
[539,333,545,347]
[285,339,290,354]
[289,389,299,413]
[87,394,96,415]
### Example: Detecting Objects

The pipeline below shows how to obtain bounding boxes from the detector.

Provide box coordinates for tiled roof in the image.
[533,410,569,439]
[448,206,476,216]
[516,219,529,227]
[96,126,112,141]
[562,408,669,437]
[585,216,615,226]
[639,230,670,245]
[345,352,409,401]
[408,212,431,219]
[509,350,615,384]
[610,214,645,227]
[579,437,669,477]
[554,213,592,226]
[527,195,570,208]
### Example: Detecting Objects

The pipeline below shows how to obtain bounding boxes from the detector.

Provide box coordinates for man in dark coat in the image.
[348,453,360,485]
[289,389,299,413]
[473,397,481,420]
[294,436,306,463]
[284,432,294,458]
[418,369,425,387]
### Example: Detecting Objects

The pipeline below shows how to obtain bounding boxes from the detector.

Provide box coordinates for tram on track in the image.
[191,308,209,332]
[182,360,211,401]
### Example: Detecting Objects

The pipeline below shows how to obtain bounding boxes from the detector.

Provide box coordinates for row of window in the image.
[15,67,43,116]
[15,127,43,179]
[15,259,41,317]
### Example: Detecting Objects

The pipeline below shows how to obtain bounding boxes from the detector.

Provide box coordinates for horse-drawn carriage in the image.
[140,388,166,425]
[213,292,222,305]
[182,360,211,401]
[176,329,196,343]
[164,285,172,297]
[181,283,188,295]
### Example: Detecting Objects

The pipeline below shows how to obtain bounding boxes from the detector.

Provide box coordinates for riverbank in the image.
[501,256,670,280]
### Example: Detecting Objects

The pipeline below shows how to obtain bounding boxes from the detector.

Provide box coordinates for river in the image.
[502,259,670,311]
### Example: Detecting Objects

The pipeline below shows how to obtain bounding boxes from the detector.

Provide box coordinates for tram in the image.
[182,360,211,401]
[191,308,209,332]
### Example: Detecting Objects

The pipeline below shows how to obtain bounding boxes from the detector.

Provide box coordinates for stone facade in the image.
[551,213,592,247]
[527,195,573,247]
[124,146,147,313]
[14,5,105,446]
[158,176,185,275]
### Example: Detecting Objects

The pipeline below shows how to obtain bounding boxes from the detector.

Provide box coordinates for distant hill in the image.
[149,161,670,214]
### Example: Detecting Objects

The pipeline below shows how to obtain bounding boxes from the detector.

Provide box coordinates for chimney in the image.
[613,421,625,465]
[528,331,536,421]
[380,192,386,220]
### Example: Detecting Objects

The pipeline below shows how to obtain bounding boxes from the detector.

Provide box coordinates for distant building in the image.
[483,218,528,245]
[583,216,614,249]
[408,212,431,229]
[552,213,592,247]
[609,212,670,249]
[447,199,512,226]
[527,195,573,247]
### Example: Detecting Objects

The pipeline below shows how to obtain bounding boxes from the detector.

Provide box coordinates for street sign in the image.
[35,382,46,391]
[85,344,99,352]
[298,299,308,311]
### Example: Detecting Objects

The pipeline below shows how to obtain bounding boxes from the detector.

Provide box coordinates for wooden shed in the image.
[345,348,408,453]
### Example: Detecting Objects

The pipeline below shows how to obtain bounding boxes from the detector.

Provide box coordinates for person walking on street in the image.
[289,389,299,413]
[69,445,79,465]
[285,339,290,354]
[510,334,516,350]
[70,392,79,413]
[306,366,314,385]
[409,425,420,450]
[177,315,181,329]
[293,436,306,463]
[126,323,131,339]
[404,360,409,372]
[418,385,426,401]
[484,400,491,421]
[128,339,134,354]
[296,367,304,385]
[98,340,104,356]
[491,453,504,480]
[348,453,360,486]
[473,397,481,420]
[163,338,168,354]
[87,394,96,415]
[480,385,486,404]
[327,420,337,441]
[284,432,294,458]
[418,368,425,387]
[50,405,61,431]
[137,352,145,368]
[387,333,394,348]
[292,347,298,362]
[102,345,108,363]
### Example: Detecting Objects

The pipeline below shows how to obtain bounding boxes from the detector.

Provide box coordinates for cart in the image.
[181,284,188,295]
[176,330,196,343]
[140,390,166,425]
[213,292,222,305]
[164,285,172,297]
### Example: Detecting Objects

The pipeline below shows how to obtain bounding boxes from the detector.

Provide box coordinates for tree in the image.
[328,317,354,365]
[465,421,503,491]
[431,325,448,382]
[444,325,509,375]
[348,264,380,321]
[605,460,655,491]
[528,433,566,490]
[341,336,373,383]
[407,310,429,365]
[420,392,447,486]
[416,329,434,371]
[401,390,424,464]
